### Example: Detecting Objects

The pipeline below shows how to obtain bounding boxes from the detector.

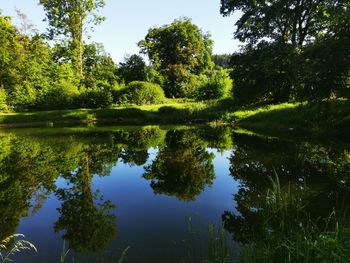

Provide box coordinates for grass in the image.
[0,99,349,137]
[238,174,350,263]
[2,225,228,263]
[0,234,37,263]
[0,99,234,128]
[230,99,350,136]
[185,216,232,263]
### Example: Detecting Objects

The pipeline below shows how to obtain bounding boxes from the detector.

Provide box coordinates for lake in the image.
[0,126,349,262]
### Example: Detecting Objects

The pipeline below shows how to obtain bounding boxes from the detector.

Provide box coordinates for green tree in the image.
[231,42,299,104]
[139,18,214,97]
[40,62,80,110]
[0,87,7,111]
[297,1,350,99]
[39,0,105,78]
[14,35,53,110]
[212,54,232,69]
[299,35,350,100]
[0,15,55,111]
[0,16,24,99]
[220,0,343,46]
[117,54,147,84]
[83,43,118,88]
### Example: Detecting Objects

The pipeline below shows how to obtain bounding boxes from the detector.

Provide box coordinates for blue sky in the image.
[0,0,241,63]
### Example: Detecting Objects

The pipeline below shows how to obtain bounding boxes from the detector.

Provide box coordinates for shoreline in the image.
[0,99,348,138]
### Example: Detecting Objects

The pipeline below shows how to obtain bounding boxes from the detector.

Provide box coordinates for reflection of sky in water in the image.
[15,146,239,263]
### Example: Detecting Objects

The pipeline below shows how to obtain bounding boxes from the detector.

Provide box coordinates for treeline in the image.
[221,0,350,105]
[0,1,232,112]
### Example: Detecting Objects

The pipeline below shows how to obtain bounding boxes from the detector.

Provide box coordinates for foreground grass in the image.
[236,175,350,263]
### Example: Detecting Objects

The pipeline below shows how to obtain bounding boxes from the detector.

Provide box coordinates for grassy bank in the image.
[231,99,350,136]
[0,99,349,136]
[0,99,234,128]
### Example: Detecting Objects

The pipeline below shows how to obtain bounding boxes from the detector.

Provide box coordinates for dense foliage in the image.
[220,0,345,46]
[139,18,215,98]
[39,0,106,77]
[117,54,148,84]
[0,14,118,111]
[0,12,234,112]
[119,81,166,105]
[222,0,350,104]
[198,68,233,100]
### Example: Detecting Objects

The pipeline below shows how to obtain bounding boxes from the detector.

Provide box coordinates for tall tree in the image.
[138,18,214,97]
[39,0,105,78]
[220,0,344,46]
[0,16,23,92]
[83,43,117,88]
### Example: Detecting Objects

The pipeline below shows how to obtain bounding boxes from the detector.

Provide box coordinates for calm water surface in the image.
[0,126,349,262]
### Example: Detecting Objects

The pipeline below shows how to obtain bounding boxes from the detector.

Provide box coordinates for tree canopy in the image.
[39,0,106,77]
[117,54,147,84]
[220,0,346,46]
[139,18,214,97]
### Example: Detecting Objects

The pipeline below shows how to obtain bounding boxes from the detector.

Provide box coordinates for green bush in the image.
[122,81,166,105]
[40,80,80,110]
[163,66,206,98]
[78,88,113,108]
[110,82,126,102]
[177,74,208,99]
[11,83,38,111]
[146,66,165,86]
[198,68,233,100]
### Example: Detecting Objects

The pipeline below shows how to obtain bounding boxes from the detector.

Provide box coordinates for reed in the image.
[0,234,37,263]
[239,174,350,263]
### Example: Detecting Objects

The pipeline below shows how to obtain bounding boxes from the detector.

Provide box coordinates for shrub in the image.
[122,81,166,105]
[146,66,165,86]
[110,82,126,103]
[40,80,80,110]
[163,66,206,98]
[177,74,208,99]
[198,68,233,100]
[78,88,113,108]
[11,83,38,111]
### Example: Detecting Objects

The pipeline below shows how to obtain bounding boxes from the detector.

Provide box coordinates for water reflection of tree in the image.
[54,138,119,253]
[143,130,215,201]
[197,126,234,152]
[0,127,166,244]
[223,133,350,245]
[0,135,58,241]
[118,126,166,166]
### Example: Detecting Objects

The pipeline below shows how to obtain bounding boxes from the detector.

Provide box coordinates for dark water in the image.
[0,126,349,262]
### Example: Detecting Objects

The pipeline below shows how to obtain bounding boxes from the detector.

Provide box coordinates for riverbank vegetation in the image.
[0,99,348,139]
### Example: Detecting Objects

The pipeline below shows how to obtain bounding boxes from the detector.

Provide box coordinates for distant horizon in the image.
[0,0,242,63]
